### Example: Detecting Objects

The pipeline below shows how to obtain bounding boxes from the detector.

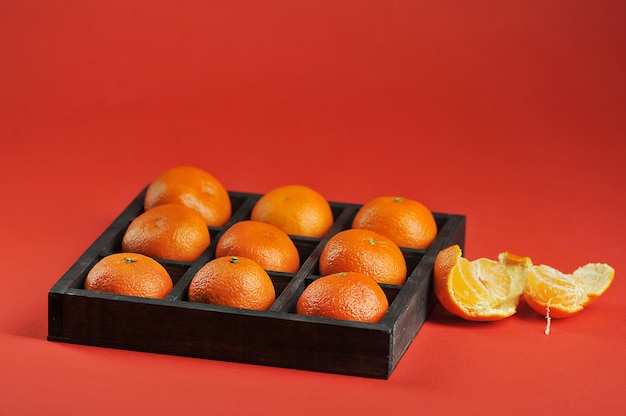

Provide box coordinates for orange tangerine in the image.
[433,245,528,321]
[84,253,173,299]
[215,220,300,273]
[523,262,614,319]
[250,185,333,238]
[144,166,231,226]
[122,203,210,262]
[352,196,437,249]
[435,245,615,324]
[296,272,389,323]
[188,256,276,311]
[319,229,407,285]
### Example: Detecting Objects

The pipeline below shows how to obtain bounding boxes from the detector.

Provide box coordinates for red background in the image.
[1,1,625,414]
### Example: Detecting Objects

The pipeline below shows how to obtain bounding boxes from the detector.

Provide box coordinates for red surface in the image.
[2,1,625,414]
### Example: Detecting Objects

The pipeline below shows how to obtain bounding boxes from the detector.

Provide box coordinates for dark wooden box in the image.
[48,188,465,379]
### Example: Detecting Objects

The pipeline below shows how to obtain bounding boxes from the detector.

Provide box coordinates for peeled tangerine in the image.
[433,245,530,321]
[523,262,615,319]
[433,245,614,322]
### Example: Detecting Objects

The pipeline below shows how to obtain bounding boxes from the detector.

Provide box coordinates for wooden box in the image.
[48,188,465,379]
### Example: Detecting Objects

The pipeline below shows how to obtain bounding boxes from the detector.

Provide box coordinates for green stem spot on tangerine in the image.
[336,272,348,277]
[367,238,377,245]
[124,257,138,264]
[229,257,239,264]
[393,197,404,203]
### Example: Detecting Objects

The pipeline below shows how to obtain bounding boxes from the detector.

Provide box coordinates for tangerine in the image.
[215,220,300,273]
[433,245,528,321]
[319,228,407,285]
[296,272,389,323]
[435,246,615,325]
[523,262,614,319]
[122,203,210,262]
[250,185,333,238]
[188,256,276,311]
[84,253,173,299]
[352,196,437,249]
[144,166,231,226]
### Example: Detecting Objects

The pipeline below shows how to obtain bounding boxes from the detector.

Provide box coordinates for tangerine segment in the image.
[497,251,533,300]
[523,262,614,319]
[434,245,526,321]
